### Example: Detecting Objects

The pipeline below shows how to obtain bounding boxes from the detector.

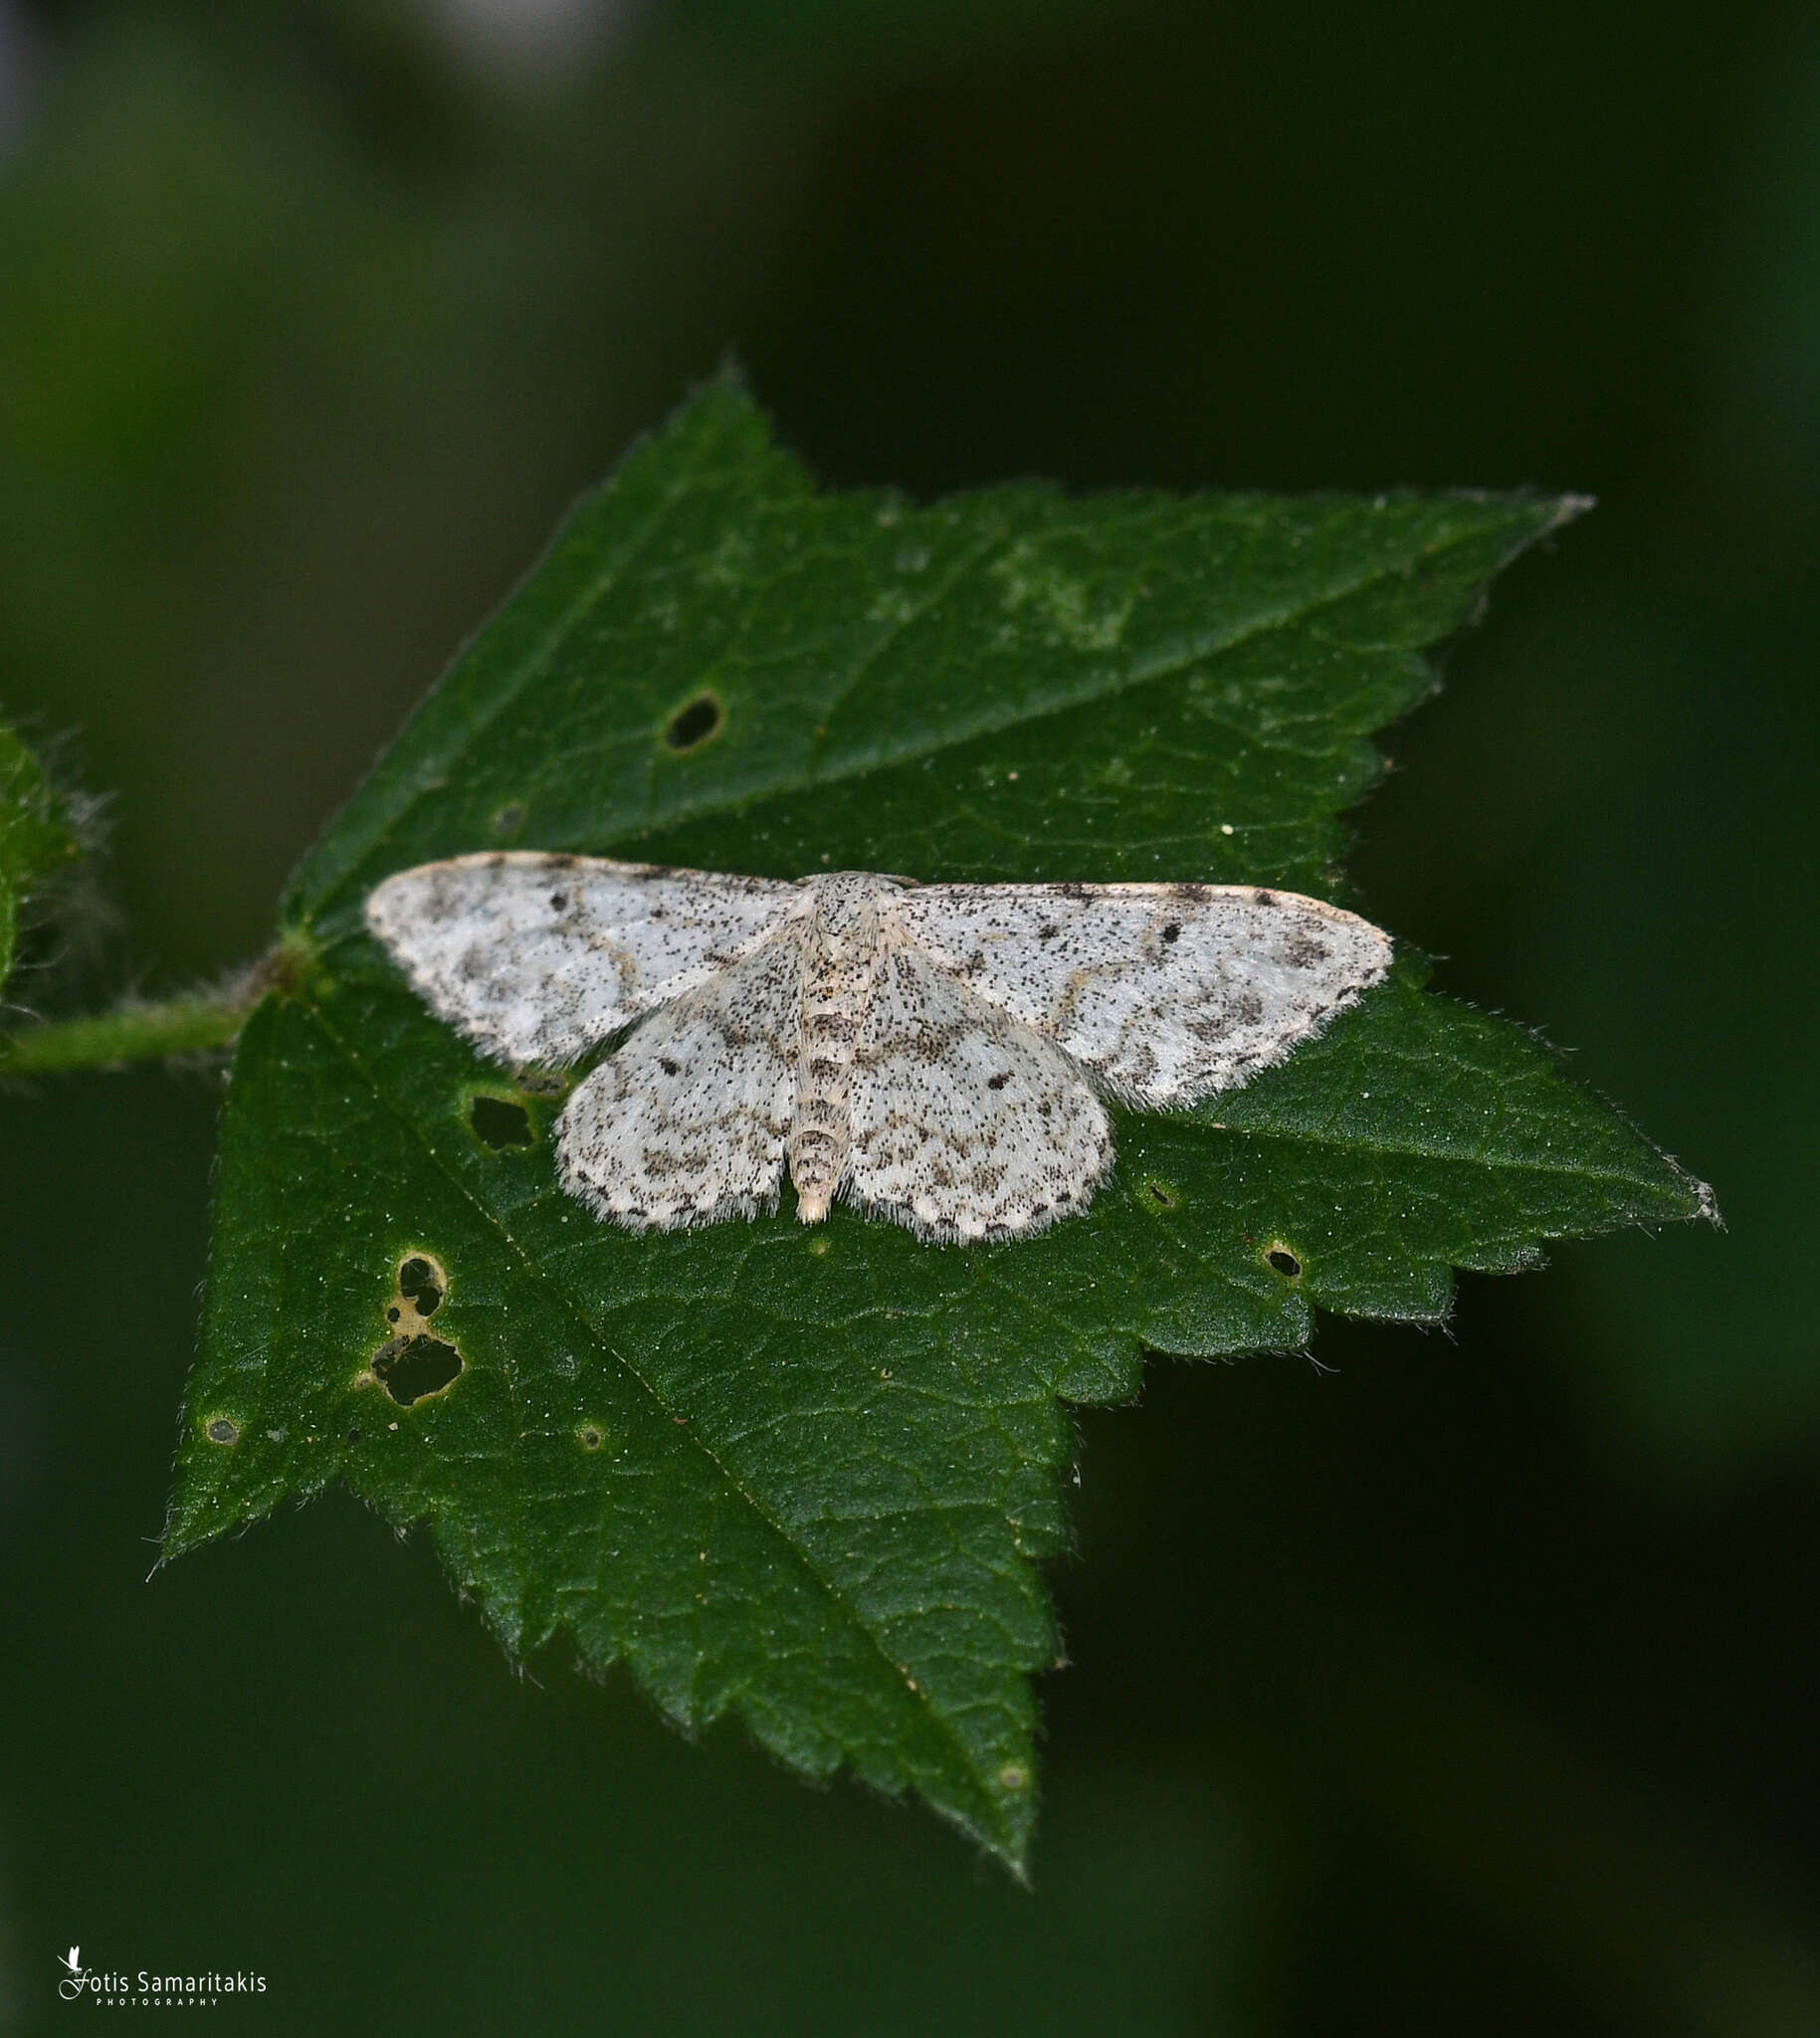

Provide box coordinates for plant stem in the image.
[2,985,255,1075]
[2,933,313,1077]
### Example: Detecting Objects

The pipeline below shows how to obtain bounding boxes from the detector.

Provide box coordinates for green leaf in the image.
[0,719,79,1001]
[164,381,1709,1869]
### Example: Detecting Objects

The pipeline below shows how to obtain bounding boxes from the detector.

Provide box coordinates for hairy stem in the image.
[0,937,312,1075]
[1,990,251,1074]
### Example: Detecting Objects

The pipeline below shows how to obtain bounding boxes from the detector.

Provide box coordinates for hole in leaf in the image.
[1142,1178,1182,1211]
[664,693,722,751]
[398,1255,444,1316]
[1265,1246,1303,1279]
[373,1335,464,1406]
[469,1095,533,1148]
[205,1416,240,1446]
[577,1425,605,1452]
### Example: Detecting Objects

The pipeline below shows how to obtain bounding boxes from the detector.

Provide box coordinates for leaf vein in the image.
[303,991,1013,1817]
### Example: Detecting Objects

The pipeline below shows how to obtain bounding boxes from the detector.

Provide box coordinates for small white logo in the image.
[57,1941,267,2007]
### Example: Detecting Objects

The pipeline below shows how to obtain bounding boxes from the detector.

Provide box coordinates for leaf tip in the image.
[1686,1169,1722,1230]
[972,1807,1037,1887]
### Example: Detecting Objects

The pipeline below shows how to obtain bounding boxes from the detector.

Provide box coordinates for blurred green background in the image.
[2,0,1816,2030]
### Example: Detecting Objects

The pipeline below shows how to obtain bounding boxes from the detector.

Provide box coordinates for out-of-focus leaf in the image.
[0,721,78,1003]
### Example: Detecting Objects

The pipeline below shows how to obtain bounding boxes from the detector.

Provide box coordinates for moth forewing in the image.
[365,858,1391,1240]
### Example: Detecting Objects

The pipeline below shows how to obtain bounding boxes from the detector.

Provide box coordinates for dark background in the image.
[3,1,1816,2030]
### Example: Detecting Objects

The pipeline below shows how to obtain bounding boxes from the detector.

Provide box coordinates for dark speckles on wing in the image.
[371,855,1390,1244]
[842,940,1116,1242]
[552,926,799,1231]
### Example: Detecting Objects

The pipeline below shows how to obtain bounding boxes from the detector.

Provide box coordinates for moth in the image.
[365,855,1391,1243]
